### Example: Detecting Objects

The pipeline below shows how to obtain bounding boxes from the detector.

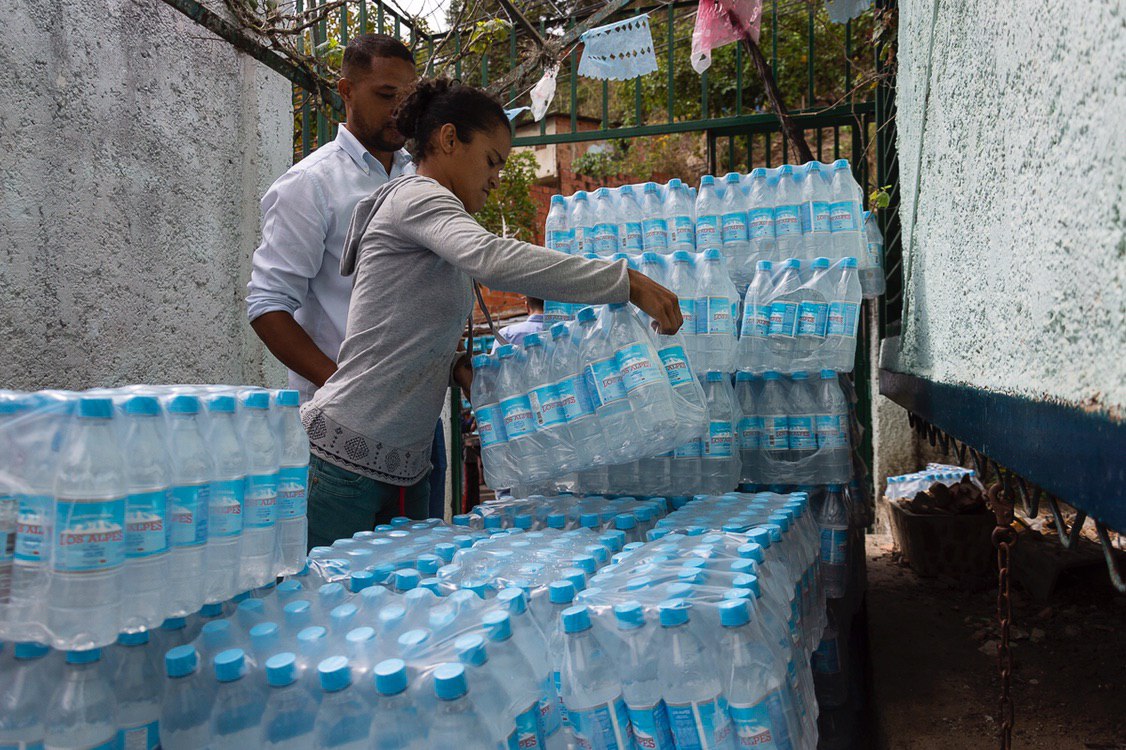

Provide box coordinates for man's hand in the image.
[250,311,338,387]
[451,352,473,402]
[626,268,683,334]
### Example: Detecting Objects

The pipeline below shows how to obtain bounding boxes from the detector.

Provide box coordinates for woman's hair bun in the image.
[393,77,509,161]
[394,77,456,143]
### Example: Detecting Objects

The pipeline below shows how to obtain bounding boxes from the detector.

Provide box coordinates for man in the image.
[496,295,545,347]
[247,35,443,534]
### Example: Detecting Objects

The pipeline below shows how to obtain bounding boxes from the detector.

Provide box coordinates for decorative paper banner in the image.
[825,0,873,24]
[578,14,658,81]
[691,0,763,74]
[504,106,530,121]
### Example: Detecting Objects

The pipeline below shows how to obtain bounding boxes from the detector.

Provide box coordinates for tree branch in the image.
[738,27,814,163]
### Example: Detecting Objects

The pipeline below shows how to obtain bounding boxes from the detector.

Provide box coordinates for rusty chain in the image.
[987,482,1016,749]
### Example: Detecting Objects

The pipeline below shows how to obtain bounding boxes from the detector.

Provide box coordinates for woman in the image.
[301,78,682,548]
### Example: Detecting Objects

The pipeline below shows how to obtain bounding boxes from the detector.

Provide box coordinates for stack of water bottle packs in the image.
[0,386,310,651]
[472,302,708,490]
[884,463,985,501]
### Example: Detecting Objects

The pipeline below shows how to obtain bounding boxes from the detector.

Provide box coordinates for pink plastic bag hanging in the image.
[691,0,763,74]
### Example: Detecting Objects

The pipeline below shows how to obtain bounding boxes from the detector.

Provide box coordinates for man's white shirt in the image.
[246,125,414,400]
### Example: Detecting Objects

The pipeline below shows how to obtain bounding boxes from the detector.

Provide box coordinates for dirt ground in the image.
[865,534,1126,750]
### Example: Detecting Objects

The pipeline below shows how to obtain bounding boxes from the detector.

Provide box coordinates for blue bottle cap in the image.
[77,397,112,419]
[647,528,669,541]
[199,602,224,618]
[614,601,645,630]
[546,513,567,529]
[613,513,637,530]
[297,626,327,652]
[549,323,569,340]
[724,172,741,183]
[761,523,783,543]
[208,395,236,413]
[658,599,690,627]
[470,354,489,369]
[560,568,587,592]
[551,194,566,207]
[123,395,160,416]
[841,256,858,268]
[705,371,727,382]
[374,658,409,696]
[161,616,187,631]
[737,542,765,563]
[201,620,232,650]
[812,257,830,269]
[561,604,592,633]
[672,250,692,262]
[575,306,597,323]
[524,333,543,348]
[644,182,659,194]
[482,610,513,642]
[330,603,358,630]
[266,652,298,687]
[549,580,576,604]
[348,570,375,593]
[454,634,488,666]
[718,599,750,628]
[117,630,150,646]
[791,371,808,381]
[572,554,598,576]
[165,645,198,678]
[495,344,515,358]
[747,528,771,549]
[276,390,301,407]
[394,569,421,591]
[703,247,722,262]
[700,175,715,186]
[514,514,534,530]
[346,626,376,648]
[237,597,265,620]
[622,542,645,553]
[317,655,351,692]
[378,604,407,629]
[213,649,246,682]
[398,628,430,651]
[14,641,50,659]
[433,663,469,700]
[242,391,270,410]
[665,583,694,599]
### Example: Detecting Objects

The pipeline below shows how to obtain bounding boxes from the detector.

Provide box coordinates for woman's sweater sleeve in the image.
[391,183,631,305]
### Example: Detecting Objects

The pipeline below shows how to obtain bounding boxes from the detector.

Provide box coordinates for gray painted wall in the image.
[889,0,1125,413]
[0,0,291,391]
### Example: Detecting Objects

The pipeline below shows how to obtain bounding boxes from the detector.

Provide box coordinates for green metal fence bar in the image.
[667,3,675,123]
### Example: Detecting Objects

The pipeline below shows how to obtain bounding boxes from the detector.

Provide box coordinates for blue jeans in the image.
[306,455,430,550]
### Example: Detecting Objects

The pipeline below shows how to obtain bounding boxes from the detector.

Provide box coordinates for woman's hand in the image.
[627,268,683,334]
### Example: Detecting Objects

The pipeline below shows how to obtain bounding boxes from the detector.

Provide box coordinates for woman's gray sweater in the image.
[301,175,631,485]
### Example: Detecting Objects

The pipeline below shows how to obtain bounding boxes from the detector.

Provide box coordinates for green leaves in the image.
[870,184,892,209]
[314,37,344,69]
[475,150,539,241]
[467,19,511,55]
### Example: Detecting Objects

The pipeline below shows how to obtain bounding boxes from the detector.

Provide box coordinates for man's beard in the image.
[365,129,407,153]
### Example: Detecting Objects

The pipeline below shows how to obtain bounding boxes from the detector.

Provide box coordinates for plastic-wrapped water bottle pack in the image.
[884,463,985,501]
[458,493,669,535]
[0,386,309,651]
[473,303,707,491]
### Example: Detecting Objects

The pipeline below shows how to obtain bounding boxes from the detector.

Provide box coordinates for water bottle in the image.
[667,179,696,252]
[701,372,740,495]
[795,258,831,368]
[205,395,246,604]
[766,259,804,371]
[547,324,606,491]
[166,394,211,618]
[642,183,670,253]
[614,601,675,749]
[817,485,849,600]
[668,251,700,365]
[0,641,50,748]
[591,188,621,257]
[211,649,264,748]
[825,258,861,372]
[815,371,850,482]
[760,372,790,467]
[497,587,564,744]
[50,396,127,648]
[45,648,119,750]
[160,645,213,749]
[545,194,574,256]
[746,169,777,265]
[812,607,848,709]
[829,160,864,260]
[275,390,309,575]
[860,211,886,297]
[559,605,632,750]
[240,392,280,590]
[5,396,52,642]
[800,162,833,257]
[737,260,774,373]
[734,372,763,486]
[786,372,819,470]
[694,175,722,254]
[695,248,739,373]
[120,395,171,631]
[618,185,644,256]
[720,173,751,284]
[260,652,317,749]
[523,333,579,476]
[471,354,514,489]
[429,663,496,749]
[605,303,678,436]
[496,345,544,481]
[370,658,419,749]
[575,307,637,464]
[773,166,803,257]
[314,656,370,749]
[657,600,734,748]
[570,192,593,256]
[113,631,161,749]
[483,610,548,749]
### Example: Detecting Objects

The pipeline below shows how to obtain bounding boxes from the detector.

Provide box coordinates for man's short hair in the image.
[342,34,414,78]
[527,296,544,311]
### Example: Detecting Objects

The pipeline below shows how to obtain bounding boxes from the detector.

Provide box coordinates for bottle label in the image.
[529,384,568,430]
[121,719,160,750]
[768,302,798,338]
[556,377,596,421]
[476,403,507,447]
[626,701,675,749]
[15,493,51,563]
[244,473,278,529]
[45,738,117,750]
[666,695,733,750]
[2,741,45,750]
[568,696,632,750]
[699,297,735,336]
[592,223,620,254]
[501,395,538,438]
[170,483,209,547]
[737,417,762,451]
[741,304,770,339]
[543,300,572,325]
[722,211,748,243]
[584,357,627,408]
[125,488,169,558]
[0,496,13,578]
[541,675,563,735]
[658,345,693,387]
[277,465,309,519]
[827,302,859,337]
[820,527,848,566]
[747,208,775,239]
[815,414,848,448]
[763,416,789,451]
[800,201,831,234]
[206,479,243,538]
[674,439,703,459]
[729,699,779,749]
[788,416,817,450]
[829,201,859,233]
[866,241,884,269]
[623,221,644,251]
[642,218,669,250]
[695,215,720,249]
[796,301,828,338]
[673,216,695,246]
[548,229,574,255]
[617,343,665,393]
[678,299,697,333]
[763,690,795,750]
[573,227,587,255]
[773,205,801,236]
[53,497,126,573]
[705,421,734,459]
[813,636,842,674]
[509,702,546,750]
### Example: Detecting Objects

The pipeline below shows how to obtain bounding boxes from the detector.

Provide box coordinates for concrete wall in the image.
[890,0,1125,413]
[0,0,292,391]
